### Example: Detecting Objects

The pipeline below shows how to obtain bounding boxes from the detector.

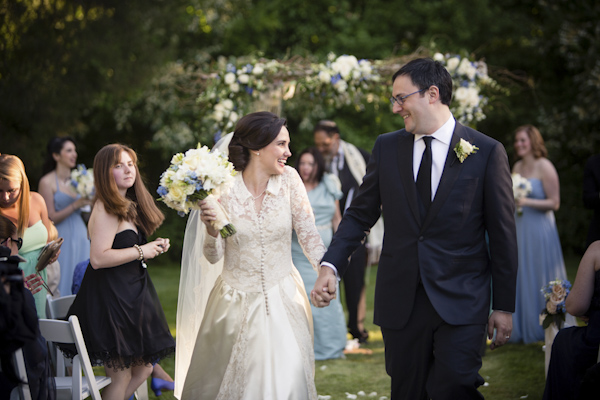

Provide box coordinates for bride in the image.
[176,112,329,399]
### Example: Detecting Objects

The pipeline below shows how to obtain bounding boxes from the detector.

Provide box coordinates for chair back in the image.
[11,348,32,400]
[46,294,76,320]
[39,315,110,400]
[45,294,77,377]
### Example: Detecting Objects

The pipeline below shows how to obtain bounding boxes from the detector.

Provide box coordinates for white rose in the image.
[334,79,348,93]
[446,57,460,71]
[229,83,240,93]
[221,99,234,110]
[213,109,224,122]
[454,87,468,102]
[466,87,480,107]
[433,52,445,62]
[459,138,474,153]
[457,58,477,80]
[224,72,236,85]
[318,71,331,83]
[168,185,187,203]
[252,63,264,75]
[238,74,250,84]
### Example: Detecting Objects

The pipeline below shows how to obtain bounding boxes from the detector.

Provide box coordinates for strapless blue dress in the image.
[510,178,570,343]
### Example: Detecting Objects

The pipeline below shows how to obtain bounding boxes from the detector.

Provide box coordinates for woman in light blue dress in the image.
[510,125,572,343]
[291,147,347,360]
[38,137,92,296]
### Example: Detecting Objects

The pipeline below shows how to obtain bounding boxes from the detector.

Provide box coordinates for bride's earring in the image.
[254,152,259,156]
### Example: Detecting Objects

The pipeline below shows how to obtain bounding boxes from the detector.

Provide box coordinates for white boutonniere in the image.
[454,138,479,163]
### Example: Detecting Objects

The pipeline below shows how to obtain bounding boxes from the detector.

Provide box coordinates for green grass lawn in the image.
[132,251,583,400]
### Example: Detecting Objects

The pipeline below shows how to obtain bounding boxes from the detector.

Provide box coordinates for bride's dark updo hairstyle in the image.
[228,111,287,171]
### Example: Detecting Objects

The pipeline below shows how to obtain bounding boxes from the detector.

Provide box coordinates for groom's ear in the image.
[427,86,441,104]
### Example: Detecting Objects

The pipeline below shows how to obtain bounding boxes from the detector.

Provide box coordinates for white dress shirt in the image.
[412,116,455,201]
[321,116,456,278]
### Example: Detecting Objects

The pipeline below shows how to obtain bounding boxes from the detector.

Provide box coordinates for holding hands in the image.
[310,266,337,307]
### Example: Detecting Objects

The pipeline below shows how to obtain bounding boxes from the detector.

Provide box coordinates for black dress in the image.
[543,269,600,400]
[64,229,175,369]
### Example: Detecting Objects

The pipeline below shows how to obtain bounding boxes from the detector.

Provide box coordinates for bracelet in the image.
[133,244,144,261]
[134,244,148,268]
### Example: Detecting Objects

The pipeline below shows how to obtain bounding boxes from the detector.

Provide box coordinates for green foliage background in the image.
[2,0,599,257]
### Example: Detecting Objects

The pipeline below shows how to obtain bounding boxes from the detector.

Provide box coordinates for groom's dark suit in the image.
[322,121,517,398]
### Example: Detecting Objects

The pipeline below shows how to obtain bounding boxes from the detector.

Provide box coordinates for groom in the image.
[311,58,518,399]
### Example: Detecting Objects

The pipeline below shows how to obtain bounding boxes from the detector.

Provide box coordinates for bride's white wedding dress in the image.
[180,166,326,400]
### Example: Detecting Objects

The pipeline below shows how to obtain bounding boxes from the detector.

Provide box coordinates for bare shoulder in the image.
[38,172,56,191]
[587,241,600,272]
[29,191,47,208]
[536,157,558,176]
[28,191,49,220]
[88,201,117,231]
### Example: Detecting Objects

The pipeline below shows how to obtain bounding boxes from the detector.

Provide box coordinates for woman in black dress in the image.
[543,240,600,400]
[66,144,174,400]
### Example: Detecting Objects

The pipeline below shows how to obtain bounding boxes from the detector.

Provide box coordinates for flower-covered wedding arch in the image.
[116,50,504,153]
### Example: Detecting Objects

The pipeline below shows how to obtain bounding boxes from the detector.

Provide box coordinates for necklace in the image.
[251,189,266,200]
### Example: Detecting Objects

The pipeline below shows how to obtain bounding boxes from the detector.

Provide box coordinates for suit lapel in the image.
[421,124,465,232]
[397,132,421,223]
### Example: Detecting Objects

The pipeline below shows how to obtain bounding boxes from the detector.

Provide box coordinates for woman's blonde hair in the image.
[0,154,31,236]
[515,124,548,159]
[47,222,58,242]
[93,144,164,236]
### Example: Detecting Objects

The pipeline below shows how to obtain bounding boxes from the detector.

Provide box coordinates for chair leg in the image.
[134,379,149,400]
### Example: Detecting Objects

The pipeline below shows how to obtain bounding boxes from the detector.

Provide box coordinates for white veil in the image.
[173,132,233,399]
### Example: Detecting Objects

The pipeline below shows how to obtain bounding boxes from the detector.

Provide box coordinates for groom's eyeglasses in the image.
[389,88,427,106]
[1,237,23,250]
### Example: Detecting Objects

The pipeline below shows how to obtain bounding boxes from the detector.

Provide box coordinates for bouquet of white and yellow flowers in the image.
[511,173,532,216]
[157,145,237,238]
[539,279,571,329]
[70,164,95,199]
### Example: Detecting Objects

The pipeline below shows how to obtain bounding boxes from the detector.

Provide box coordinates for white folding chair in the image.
[9,348,32,400]
[46,294,76,320]
[45,294,76,378]
[43,295,149,400]
[39,315,111,400]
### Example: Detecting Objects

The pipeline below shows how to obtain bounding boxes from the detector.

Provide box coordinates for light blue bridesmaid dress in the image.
[54,175,90,296]
[291,174,347,360]
[510,178,570,343]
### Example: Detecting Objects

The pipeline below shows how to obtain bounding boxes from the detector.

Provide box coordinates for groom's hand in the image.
[311,266,337,308]
[488,310,513,350]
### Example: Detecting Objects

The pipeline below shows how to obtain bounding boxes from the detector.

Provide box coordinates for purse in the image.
[34,238,64,296]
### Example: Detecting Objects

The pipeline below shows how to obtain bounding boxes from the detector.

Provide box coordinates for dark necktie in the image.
[416,136,433,210]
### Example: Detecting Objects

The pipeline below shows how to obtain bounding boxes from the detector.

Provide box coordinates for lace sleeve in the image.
[289,168,327,272]
[203,232,225,264]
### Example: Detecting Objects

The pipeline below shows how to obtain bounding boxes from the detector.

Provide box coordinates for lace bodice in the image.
[204,166,326,293]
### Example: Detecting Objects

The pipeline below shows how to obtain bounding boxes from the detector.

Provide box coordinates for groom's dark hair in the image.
[392,58,453,106]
